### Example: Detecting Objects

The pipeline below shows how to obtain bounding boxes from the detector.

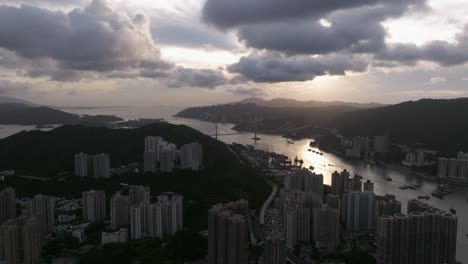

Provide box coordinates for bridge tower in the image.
[252,122,260,143]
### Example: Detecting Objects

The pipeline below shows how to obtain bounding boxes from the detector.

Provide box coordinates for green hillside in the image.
[335,98,468,154]
[0,123,270,213]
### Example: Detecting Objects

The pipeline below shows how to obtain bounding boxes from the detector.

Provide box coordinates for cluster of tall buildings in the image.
[343,136,389,158]
[0,189,54,264]
[208,200,249,264]
[144,136,203,173]
[376,199,457,264]
[331,169,374,195]
[276,169,341,251]
[402,151,428,167]
[312,207,340,251]
[180,142,203,170]
[438,152,468,182]
[331,170,374,226]
[74,152,110,178]
[263,209,286,264]
[110,187,183,240]
[346,191,376,231]
[327,169,459,263]
[284,168,323,198]
[376,199,402,218]
[26,194,55,232]
[0,215,48,264]
[0,187,16,224]
[82,190,106,222]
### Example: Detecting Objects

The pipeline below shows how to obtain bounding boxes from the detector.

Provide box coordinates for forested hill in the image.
[177,97,468,153]
[0,123,241,176]
[335,98,468,153]
[235,97,385,109]
[176,103,356,125]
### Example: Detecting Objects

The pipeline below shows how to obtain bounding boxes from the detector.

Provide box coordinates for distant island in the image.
[0,98,123,125]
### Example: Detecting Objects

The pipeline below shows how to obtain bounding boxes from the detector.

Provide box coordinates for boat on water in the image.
[399,185,410,190]
[418,195,430,200]
[409,184,421,190]
[287,141,294,144]
[308,149,312,151]
[385,176,393,181]
[36,124,55,129]
[319,153,323,155]
[450,207,456,214]
[436,184,452,195]
[431,190,444,199]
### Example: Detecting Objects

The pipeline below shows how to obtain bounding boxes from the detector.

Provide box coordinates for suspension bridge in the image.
[210,123,312,141]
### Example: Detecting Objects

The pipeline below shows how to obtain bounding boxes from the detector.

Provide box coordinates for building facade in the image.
[347,191,376,231]
[27,194,55,231]
[111,192,129,230]
[82,190,106,222]
[74,152,89,177]
[180,142,203,170]
[208,201,249,264]
[312,207,340,251]
[377,206,457,264]
[0,187,16,224]
[92,153,110,178]
[263,209,286,264]
[438,152,468,182]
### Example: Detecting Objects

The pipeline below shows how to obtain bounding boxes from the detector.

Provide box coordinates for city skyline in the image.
[0,0,467,263]
[0,0,468,106]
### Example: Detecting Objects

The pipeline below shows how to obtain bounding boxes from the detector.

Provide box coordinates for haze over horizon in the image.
[1,2,468,263]
[0,0,468,106]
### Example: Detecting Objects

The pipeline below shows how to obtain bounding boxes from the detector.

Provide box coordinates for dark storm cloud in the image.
[237,19,384,56]
[0,0,85,6]
[236,1,423,56]
[377,26,468,66]
[228,53,368,83]
[227,87,266,97]
[0,48,90,82]
[0,0,170,72]
[0,0,232,88]
[202,0,395,29]
[202,0,436,84]
[166,67,228,89]
[104,67,229,89]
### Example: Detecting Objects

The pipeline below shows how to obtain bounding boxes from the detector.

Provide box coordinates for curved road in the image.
[259,179,277,225]
[224,143,247,166]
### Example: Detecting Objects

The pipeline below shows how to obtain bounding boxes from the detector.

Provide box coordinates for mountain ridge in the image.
[0,96,35,106]
[177,97,468,153]
[232,97,385,109]
[0,101,123,125]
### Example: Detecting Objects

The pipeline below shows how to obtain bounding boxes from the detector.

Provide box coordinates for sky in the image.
[0,0,468,106]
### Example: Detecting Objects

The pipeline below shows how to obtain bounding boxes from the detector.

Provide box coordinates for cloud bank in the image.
[0,0,229,88]
[201,0,468,84]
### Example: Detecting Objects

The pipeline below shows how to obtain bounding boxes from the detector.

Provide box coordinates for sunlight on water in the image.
[0,107,465,261]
